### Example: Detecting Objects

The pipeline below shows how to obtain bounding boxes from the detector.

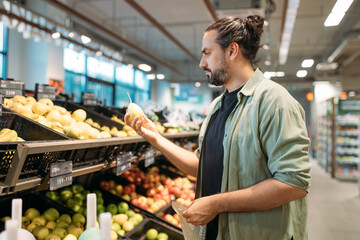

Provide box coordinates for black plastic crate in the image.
[54,100,125,132]
[85,105,125,120]
[0,191,76,231]
[0,112,71,179]
[125,218,184,240]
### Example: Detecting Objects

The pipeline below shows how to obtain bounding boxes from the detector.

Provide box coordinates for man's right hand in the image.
[124,111,161,145]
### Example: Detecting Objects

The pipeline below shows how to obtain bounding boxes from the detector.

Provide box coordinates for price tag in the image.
[145,147,154,167]
[116,152,132,176]
[49,161,73,190]
[50,161,72,177]
[49,173,72,191]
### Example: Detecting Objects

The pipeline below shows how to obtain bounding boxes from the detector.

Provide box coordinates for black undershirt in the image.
[202,87,242,240]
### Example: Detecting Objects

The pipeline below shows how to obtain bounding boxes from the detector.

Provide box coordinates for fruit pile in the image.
[2,96,111,139]
[1,207,86,240]
[111,205,144,236]
[145,228,169,240]
[0,128,25,142]
[100,180,168,213]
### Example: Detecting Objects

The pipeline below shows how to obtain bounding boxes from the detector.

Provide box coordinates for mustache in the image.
[203,67,211,72]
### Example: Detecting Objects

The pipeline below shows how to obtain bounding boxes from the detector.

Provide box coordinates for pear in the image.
[39,98,54,107]
[72,109,87,122]
[127,92,145,121]
[32,102,51,116]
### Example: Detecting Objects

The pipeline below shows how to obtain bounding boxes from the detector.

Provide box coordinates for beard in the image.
[204,55,229,86]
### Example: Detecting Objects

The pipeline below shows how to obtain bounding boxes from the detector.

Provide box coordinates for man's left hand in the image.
[182,195,219,226]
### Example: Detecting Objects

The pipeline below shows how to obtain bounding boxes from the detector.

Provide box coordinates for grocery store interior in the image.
[0,0,360,239]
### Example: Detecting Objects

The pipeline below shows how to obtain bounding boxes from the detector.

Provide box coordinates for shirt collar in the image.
[238,68,264,98]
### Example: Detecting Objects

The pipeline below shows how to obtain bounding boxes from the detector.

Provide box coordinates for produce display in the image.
[0,128,25,142]
[1,207,86,240]
[145,228,169,240]
[2,96,111,139]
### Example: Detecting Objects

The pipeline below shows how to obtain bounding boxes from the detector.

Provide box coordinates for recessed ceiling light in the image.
[301,59,314,68]
[81,35,91,44]
[195,82,201,87]
[138,64,152,72]
[156,74,165,80]
[146,74,155,80]
[296,70,307,78]
[51,32,60,39]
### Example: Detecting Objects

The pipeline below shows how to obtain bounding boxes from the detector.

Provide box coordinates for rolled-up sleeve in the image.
[260,104,311,191]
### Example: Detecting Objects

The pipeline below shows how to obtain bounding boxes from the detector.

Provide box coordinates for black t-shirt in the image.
[202,87,242,240]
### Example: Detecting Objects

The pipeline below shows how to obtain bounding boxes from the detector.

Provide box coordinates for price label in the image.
[116,152,132,176]
[145,147,154,167]
[50,161,72,177]
[49,173,72,190]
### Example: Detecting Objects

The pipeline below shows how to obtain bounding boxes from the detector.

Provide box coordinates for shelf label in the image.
[145,147,154,167]
[50,173,72,191]
[338,99,360,114]
[49,161,73,190]
[116,152,132,176]
[50,161,72,177]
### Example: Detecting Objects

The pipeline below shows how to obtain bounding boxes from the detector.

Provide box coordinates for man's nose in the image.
[199,56,207,69]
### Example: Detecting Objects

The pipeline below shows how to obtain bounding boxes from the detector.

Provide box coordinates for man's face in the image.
[199,30,229,86]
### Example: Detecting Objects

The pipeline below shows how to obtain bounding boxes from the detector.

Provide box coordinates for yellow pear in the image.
[32,102,51,116]
[38,98,54,107]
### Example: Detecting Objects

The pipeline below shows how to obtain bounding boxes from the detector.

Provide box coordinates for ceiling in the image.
[28,0,360,88]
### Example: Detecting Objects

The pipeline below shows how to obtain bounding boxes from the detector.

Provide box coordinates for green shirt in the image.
[195,69,311,240]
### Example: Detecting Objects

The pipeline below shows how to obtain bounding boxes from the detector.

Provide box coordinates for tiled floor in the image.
[308,161,360,240]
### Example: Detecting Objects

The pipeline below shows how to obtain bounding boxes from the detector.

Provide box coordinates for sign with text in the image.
[49,161,73,190]
[116,152,132,176]
[145,147,154,167]
[338,99,360,115]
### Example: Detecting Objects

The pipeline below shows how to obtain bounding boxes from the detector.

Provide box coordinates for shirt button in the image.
[225,134,228,137]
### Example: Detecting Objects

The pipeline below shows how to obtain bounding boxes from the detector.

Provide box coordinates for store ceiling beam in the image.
[45,0,189,79]
[203,0,218,21]
[274,0,288,70]
[124,0,199,63]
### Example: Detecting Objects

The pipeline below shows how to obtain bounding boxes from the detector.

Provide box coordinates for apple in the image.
[112,214,128,226]
[106,203,118,215]
[146,228,158,240]
[109,180,116,189]
[122,221,134,232]
[122,194,131,202]
[158,232,169,240]
[111,222,121,232]
[115,185,123,195]
[100,180,110,191]
[118,202,129,214]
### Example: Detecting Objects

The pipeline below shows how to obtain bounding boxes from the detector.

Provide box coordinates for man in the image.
[125,15,311,240]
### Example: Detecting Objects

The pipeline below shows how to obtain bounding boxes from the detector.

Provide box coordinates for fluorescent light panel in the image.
[264,71,285,78]
[324,0,353,27]
[81,35,91,44]
[138,64,151,72]
[146,74,155,80]
[279,0,300,65]
[156,74,165,80]
[301,59,314,68]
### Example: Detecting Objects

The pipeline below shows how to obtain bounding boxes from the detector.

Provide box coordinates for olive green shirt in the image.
[195,69,311,240]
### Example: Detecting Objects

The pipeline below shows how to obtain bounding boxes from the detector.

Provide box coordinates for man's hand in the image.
[182,195,219,226]
[124,112,160,144]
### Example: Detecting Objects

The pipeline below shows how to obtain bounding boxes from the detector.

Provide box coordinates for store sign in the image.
[49,161,73,190]
[338,99,360,114]
[145,147,154,167]
[116,152,132,176]
[35,84,56,100]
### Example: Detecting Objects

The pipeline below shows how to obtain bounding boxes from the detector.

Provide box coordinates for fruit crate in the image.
[84,105,126,120]
[125,218,184,240]
[0,112,71,180]
[0,191,76,232]
[54,100,125,132]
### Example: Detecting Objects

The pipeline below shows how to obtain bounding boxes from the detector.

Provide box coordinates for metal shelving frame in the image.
[0,131,199,196]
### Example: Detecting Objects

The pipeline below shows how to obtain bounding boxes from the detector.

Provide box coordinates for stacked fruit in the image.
[100,180,167,213]
[1,207,86,240]
[122,166,195,207]
[2,95,111,139]
[84,118,128,137]
[111,115,166,135]
[109,202,144,236]
[0,128,25,142]
[145,228,169,240]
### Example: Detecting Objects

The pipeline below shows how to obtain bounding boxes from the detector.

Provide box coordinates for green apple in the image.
[57,214,72,224]
[106,203,118,215]
[117,229,125,236]
[122,221,134,232]
[125,210,135,218]
[111,222,121,232]
[72,213,86,225]
[158,232,169,240]
[32,216,47,226]
[25,208,40,220]
[117,202,129,214]
[52,228,67,238]
[72,184,84,194]
[45,221,56,230]
[63,234,77,240]
[146,228,158,240]
[45,191,60,201]
[112,214,128,226]
[44,208,60,221]
[60,190,73,202]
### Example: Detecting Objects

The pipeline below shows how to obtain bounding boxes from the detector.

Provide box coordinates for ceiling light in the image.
[68,32,74,38]
[296,70,307,78]
[146,74,155,80]
[127,64,133,68]
[51,31,60,39]
[301,59,314,68]
[156,74,165,80]
[324,0,353,27]
[195,82,201,87]
[138,64,152,72]
[95,51,103,57]
[80,35,91,44]
[279,0,300,65]
[263,44,270,50]
[264,71,285,78]
[264,60,271,66]
[316,62,338,70]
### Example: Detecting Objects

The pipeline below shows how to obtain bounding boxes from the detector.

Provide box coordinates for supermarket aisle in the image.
[308,161,360,240]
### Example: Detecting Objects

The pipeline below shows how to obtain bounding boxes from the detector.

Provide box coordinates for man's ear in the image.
[228,42,240,61]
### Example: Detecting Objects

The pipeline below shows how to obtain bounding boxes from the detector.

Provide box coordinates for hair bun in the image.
[245,15,264,35]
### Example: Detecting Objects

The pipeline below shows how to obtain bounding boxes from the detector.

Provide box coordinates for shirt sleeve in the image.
[259,103,312,192]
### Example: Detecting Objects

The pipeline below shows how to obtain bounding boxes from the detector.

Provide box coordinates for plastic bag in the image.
[172,202,206,240]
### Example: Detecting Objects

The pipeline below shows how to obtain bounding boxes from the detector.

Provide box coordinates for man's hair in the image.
[206,15,264,64]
